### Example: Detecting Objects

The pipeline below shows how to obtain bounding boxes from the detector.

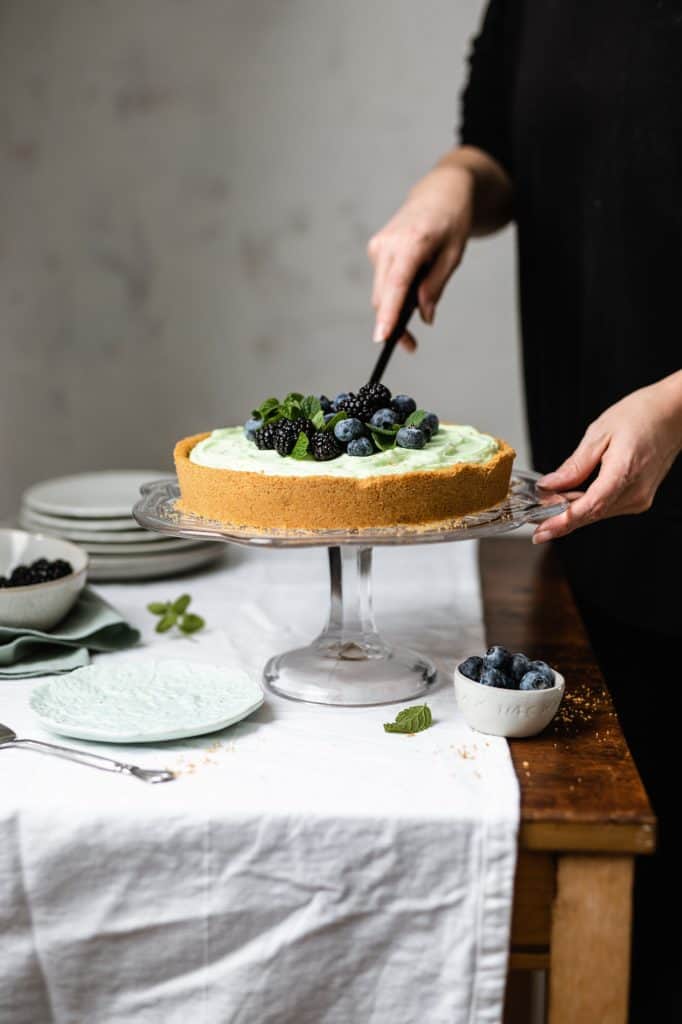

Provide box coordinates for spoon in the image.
[0,722,175,783]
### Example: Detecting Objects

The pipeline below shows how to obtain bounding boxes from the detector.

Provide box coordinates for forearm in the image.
[416,145,513,237]
[656,369,682,445]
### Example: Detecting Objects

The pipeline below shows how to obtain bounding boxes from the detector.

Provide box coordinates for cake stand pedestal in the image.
[133,471,567,707]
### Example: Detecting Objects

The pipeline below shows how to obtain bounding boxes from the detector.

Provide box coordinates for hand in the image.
[367,163,474,349]
[533,372,682,543]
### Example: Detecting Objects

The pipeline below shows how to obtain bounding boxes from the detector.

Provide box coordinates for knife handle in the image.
[368,265,428,385]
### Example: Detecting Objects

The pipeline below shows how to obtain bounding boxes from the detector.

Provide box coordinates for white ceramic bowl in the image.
[0,529,88,631]
[453,663,565,738]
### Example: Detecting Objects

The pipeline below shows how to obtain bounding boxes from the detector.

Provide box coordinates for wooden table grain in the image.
[479,539,655,1024]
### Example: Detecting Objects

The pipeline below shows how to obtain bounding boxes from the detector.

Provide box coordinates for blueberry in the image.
[334,417,364,444]
[370,407,398,430]
[319,395,332,414]
[391,394,417,421]
[519,670,554,691]
[332,392,351,412]
[421,412,439,436]
[529,660,554,686]
[480,666,514,689]
[485,645,512,673]
[396,426,426,450]
[244,416,262,442]
[459,655,483,682]
[510,652,531,684]
[347,437,374,457]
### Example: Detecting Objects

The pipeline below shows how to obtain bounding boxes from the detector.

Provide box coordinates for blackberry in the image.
[359,382,392,413]
[336,392,374,422]
[311,431,342,461]
[1,558,73,588]
[290,417,316,440]
[255,423,279,449]
[274,421,297,457]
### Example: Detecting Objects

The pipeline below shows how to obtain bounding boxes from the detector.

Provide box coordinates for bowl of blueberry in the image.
[454,645,565,738]
[0,529,88,631]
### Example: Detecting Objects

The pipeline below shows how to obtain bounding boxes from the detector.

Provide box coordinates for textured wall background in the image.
[0,0,528,518]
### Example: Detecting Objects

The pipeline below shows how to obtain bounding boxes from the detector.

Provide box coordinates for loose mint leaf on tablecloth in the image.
[156,611,178,633]
[405,409,427,427]
[179,613,205,634]
[312,409,326,430]
[323,410,348,432]
[172,594,191,615]
[383,704,432,734]
[290,432,310,460]
[301,395,322,420]
[147,602,168,615]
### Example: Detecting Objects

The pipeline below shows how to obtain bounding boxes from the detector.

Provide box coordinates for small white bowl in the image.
[453,663,565,738]
[0,529,88,631]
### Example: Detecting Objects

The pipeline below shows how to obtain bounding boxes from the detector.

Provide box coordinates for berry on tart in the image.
[311,431,342,461]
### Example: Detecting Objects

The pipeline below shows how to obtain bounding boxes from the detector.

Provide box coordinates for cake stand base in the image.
[264,645,436,707]
[263,546,436,706]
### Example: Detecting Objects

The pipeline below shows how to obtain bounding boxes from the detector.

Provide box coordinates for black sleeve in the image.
[459,0,518,179]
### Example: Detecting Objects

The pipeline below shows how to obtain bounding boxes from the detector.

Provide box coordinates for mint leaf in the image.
[147,602,168,615]
[262,407,283,425]
[172,594,191,615]
[280,399,303,421]
[283,392,304,404]
[405,409,427,427]
[290,431,310,459]
[323,410,348,432]
[301,395,322,420]
[370,430,397,452]
[312,409,326,430]
[383,705,432,734]
[366,422,400,437]
[156,611,178,633]
[179,613,205,634]
[254,397,279,418]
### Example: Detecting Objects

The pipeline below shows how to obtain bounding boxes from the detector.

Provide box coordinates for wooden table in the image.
[479,539,655,1024]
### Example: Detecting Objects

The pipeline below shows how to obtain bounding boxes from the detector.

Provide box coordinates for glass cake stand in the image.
[133,471,568,707]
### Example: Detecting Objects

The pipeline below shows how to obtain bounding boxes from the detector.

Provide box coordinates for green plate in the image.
[30,659,264,743]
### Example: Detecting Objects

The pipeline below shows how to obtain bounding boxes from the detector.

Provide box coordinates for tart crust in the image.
[174,430,516,531]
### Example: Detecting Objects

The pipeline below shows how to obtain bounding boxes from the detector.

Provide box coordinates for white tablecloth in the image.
[0,541,519,1024]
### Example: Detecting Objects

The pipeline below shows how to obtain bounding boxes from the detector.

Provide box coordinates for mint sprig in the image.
[290,431,310,459]
[383,705,433,734]
[147,594,206,635]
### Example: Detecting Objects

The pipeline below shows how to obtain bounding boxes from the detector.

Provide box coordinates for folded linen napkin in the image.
[0,587,140,678]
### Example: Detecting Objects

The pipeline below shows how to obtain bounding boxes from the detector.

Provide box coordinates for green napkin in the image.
[0,587,140,678]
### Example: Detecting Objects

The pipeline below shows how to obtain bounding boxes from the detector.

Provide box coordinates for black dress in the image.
[459,2,681,1018]
[460,0,681,638]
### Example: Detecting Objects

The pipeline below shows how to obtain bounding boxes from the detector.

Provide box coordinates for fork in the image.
[0,722,175,783]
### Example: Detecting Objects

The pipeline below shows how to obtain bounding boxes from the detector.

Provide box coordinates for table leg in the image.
[548,855,634,1024]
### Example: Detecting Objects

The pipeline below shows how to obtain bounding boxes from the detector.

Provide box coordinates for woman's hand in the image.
[367,146,513,348]
[534,372,682,543]
[367,163,474,349]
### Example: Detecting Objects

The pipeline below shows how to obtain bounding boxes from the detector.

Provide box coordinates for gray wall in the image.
[0,0,528,518]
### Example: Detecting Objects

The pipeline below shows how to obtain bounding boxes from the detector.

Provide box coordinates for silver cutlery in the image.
[0,723,175,783]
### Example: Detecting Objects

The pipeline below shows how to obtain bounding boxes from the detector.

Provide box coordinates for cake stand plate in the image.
[133,472,568,707]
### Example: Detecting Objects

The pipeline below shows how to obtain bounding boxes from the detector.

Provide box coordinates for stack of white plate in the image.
[19,471,223,582]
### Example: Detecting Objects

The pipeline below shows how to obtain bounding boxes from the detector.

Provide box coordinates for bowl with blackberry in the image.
[453,645,565,738]
[0,529,88,630]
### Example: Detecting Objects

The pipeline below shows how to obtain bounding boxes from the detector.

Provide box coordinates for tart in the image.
[174,423,515,532]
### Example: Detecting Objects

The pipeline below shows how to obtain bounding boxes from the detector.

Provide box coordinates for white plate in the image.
[19,514,165,545]
[30,659,264,743]
[81,537,208,555]
[87,543,223,581]
[19,507,139,532]
[23,471,167,518]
